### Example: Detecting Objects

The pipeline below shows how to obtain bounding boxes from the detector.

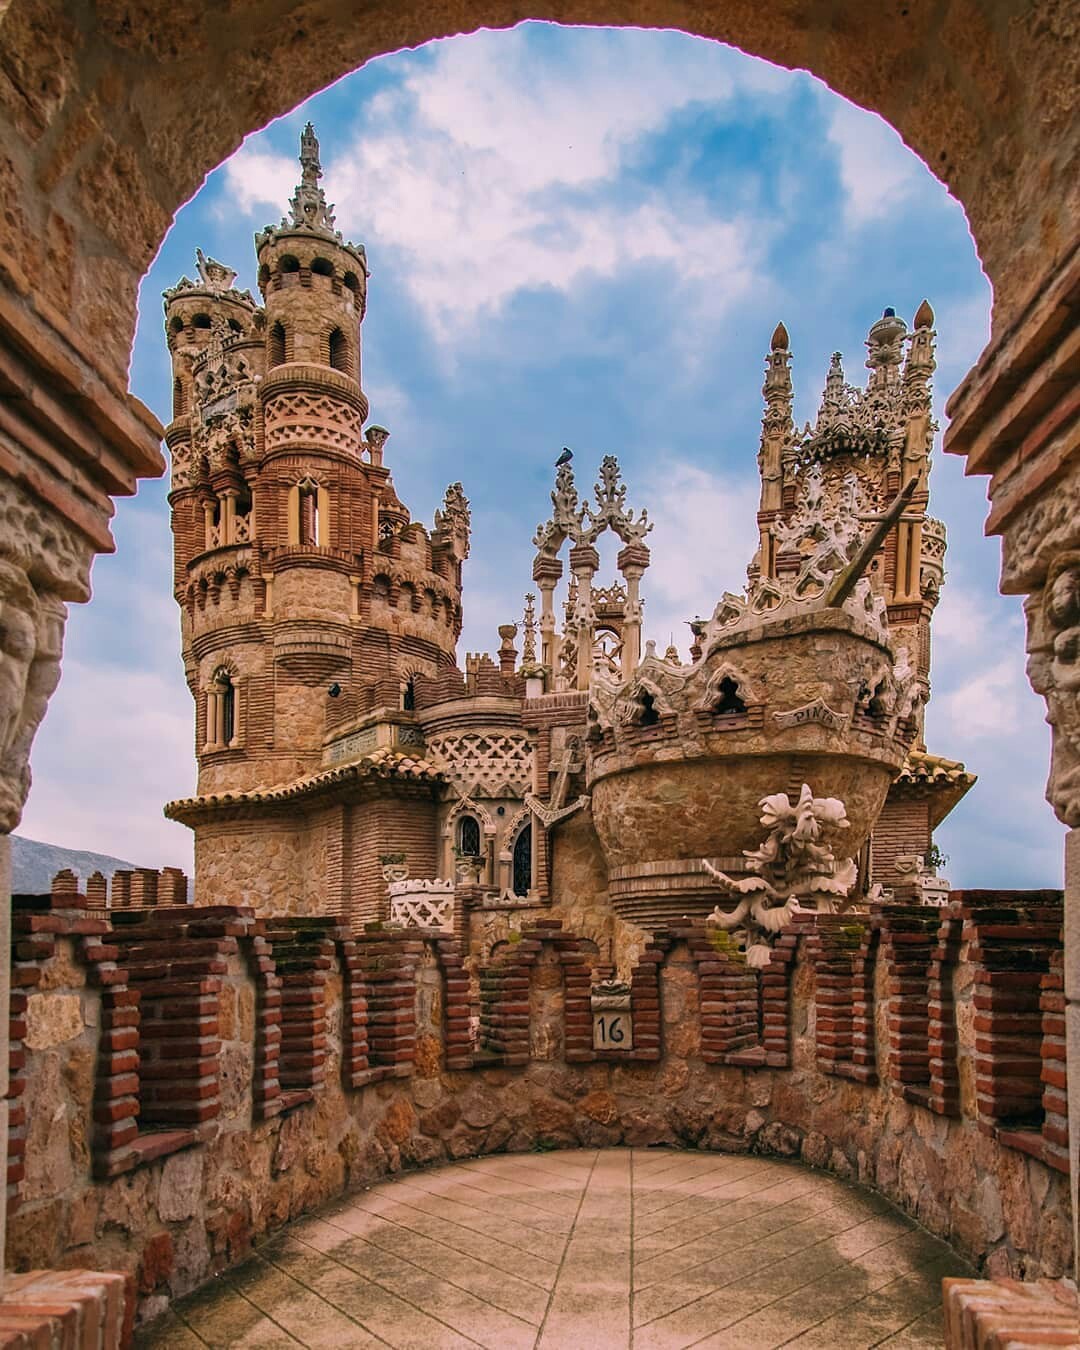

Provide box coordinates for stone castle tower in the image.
[750,308,964,881]
[162,125,972,960]
[163,126,474,919]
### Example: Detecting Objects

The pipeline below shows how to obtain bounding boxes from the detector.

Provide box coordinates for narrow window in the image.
[219,673,235,745]
[328,327,350,374]
[402,679,416,711]
[172,378,186,419]
[512,824,532,897]
[298,480,319,546]
[458,816,481,857]
[268,321,287,368]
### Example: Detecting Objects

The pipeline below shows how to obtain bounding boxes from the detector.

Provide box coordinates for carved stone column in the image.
[0,283,165,1285]
[944,244,1080,1274]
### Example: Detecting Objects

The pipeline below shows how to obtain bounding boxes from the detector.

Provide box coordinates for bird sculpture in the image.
[555,447,573,467]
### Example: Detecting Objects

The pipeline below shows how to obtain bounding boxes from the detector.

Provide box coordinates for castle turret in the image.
[165,129,470,918]
[748,305,972,892]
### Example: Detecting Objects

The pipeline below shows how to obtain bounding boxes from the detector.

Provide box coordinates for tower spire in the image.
[288,122,337,233]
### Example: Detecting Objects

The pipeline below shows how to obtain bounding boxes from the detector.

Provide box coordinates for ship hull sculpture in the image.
[586,470,924,934]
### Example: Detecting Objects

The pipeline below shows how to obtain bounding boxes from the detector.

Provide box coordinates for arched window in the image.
[311,257,334,277]
[192,312,211,329]
[638,690,660,727]
[172,377,186,419]
[268,320,287,368]
[207,668,237,750]
[512,823,532,897]
[278,254,300,275]
[342,271,360,295]
[457,816,481,858]
[402,679,416,711]
[714,676,746,715]
[298,479,319,545]
[327,327,350,374]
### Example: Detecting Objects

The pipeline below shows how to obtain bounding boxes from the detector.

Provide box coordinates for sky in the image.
[18,23,1066,888]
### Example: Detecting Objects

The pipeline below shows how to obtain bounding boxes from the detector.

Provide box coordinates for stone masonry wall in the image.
[5,877,1071,1330]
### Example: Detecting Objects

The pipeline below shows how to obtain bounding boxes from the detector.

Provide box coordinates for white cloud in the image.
[224,29,772,341]
[20,660,195,872]
[636,458,760,658]
[826,96,924,227]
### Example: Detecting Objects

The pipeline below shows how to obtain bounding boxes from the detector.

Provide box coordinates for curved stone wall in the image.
[4,884,1069,1329]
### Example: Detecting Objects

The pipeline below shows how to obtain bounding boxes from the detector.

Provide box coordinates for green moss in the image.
[707,927,747,964]
[508,930,523,945]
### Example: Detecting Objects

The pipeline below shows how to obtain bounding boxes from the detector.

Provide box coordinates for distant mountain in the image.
[10,834,143,895]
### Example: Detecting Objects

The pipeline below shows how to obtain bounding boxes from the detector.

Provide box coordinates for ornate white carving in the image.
[702,784,857,967]
[388,878,455,932]
[427,732,532,797]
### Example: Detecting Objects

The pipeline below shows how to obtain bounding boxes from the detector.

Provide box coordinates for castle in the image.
[160,125,972,970]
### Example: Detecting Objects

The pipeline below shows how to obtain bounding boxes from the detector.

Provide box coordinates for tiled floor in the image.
[140,1148,971,1349]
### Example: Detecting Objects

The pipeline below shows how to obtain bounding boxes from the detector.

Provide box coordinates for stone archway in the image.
[0,0,1077,1298]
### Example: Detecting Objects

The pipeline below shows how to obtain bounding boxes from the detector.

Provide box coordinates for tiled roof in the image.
[164,747,442,818]
[898,749,975,785]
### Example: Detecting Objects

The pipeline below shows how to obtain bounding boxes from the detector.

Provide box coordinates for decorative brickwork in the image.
[958,892,1065,1166]
[943,1277,1080,1349]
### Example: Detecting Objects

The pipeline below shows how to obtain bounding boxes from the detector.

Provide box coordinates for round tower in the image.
[165,125,469,813]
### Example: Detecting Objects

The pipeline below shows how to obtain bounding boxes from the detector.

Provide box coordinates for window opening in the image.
[512,824,532,897]
[639,690,660,727]
[714,676,746,715]
[457,816,481,857]
[402,679,416,711]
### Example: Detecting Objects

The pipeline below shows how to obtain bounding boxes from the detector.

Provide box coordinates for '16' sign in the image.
[593,1011,633,1050]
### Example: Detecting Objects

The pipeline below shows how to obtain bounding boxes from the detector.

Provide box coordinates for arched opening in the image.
[457,815,481,859]
[207,668,237,750]
[402,678,416,711]
[311,257,334,277]
[278,254,301,275]
[297,479,320,546]
[327,326,351,374]
[512,821,532,897]
[713,676,746,716]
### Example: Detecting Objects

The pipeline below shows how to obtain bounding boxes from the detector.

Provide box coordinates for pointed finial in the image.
[287,122,337,232]
[299,123,322,185]
[771,322,789,351]
[913,299,934,329]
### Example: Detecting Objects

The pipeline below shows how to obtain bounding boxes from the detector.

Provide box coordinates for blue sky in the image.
[19,23,1065,887]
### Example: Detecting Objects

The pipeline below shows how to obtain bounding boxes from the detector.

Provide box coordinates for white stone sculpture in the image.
[702,784,857,968]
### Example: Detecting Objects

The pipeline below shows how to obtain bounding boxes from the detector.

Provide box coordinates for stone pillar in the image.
[533,556,563,686]
[568,543,599,692]
[617,542,650,680]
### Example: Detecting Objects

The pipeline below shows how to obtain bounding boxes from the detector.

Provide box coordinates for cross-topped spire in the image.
[288,122,337,232]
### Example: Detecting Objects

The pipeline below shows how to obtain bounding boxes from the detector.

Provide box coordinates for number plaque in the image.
[591,979,633,1051]
[593,1010,633,1050]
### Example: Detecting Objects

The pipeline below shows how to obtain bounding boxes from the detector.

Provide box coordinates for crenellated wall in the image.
[5,875,1071,1330]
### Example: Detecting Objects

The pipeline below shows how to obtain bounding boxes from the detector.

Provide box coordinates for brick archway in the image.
[0,0,1077,1314]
